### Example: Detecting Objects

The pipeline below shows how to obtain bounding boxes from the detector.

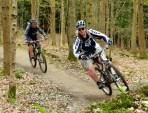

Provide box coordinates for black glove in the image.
[107,39,113,46]
[79,54,88,60]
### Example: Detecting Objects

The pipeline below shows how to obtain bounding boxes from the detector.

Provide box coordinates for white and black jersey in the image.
[73,29,110,58]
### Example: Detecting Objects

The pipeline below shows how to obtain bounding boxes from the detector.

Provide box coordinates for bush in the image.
[85,93,133,113]
[139,85,148,97]
[15,69,25,79]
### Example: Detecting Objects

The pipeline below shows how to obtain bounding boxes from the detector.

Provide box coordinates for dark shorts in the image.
[28,42,41,49]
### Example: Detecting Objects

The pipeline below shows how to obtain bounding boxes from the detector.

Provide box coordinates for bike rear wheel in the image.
[29,50,37,68]
[38,52,47,73]
[109,64,129,92]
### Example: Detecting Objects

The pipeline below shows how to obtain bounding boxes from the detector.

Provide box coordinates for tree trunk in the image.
[80,0,84,19]
[2,0,17,102]
[2,0,11,76]
[0,0,2,43]
[99,0,106,33]
[31,0,39,19]
[8,82,16,102]
[105,0,110,36]
[110,0,114,38]
[67,0,76,61]
[86,0,95,28]
[131,0,138,53]
[137,0,146,57]
[60,0,66,47]
[9,0,17,102]
[50,0,56,46]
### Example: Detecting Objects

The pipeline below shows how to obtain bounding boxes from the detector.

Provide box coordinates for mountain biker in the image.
[24,19,47,58]
[73,20,112,89]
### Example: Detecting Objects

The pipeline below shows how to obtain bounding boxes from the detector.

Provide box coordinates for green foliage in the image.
[68,50,77,61]
[34,103,47,113]
[139,85,148,97]
[138,54,148,60]
[15,69,25,79]
[34,103,57,113]
[0,68,4,76]
[7,98,16,104]
[86,93,133,113]
[144,5,148,28]
[114,0,132,28]
[17,0,31,29]
[8,85,16,104]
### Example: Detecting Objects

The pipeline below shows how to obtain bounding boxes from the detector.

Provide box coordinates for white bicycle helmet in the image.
[30,19,38,24]
[76,20,86,29]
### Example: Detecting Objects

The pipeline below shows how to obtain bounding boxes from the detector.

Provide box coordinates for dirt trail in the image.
[0,47,147,112]
[0,47,115,112]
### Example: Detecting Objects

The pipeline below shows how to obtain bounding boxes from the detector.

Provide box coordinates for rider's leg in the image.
[28,44,34,57]
[36,42,41,53]
[87,64,99,82]
[81,59,104,88]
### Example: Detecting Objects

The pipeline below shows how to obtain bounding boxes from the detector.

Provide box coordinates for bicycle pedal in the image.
[115,78,120,82]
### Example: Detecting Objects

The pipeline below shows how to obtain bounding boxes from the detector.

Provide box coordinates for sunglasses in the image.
[78,28,85,31]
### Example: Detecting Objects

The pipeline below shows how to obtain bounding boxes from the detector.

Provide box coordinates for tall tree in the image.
[80,0,84,19]
[2,0,17,101]
[67,0,76,61]
[137,0,146,56]
[2,0,11,76]
[8,0,17,102]
[131,0,146,56]
[60,0,66,47]
[50,0,56,46]
[0,0,2,42]
[86,0,95,28]
[110,0,115,38]
[99,0,106,33]
[131,0,138,53]
[31,0,39,19]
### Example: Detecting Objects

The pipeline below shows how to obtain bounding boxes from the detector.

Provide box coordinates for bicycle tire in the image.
[29,50,37,68]
[38,52,47,73]
[95,66,112,96]
[101,73,112,96]
[109,64,129,92]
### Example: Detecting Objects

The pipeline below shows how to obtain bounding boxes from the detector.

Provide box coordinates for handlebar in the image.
[25,38,44,44]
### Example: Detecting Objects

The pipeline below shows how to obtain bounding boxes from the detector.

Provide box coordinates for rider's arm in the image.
[24,22,32,41]
[88,29,111,44]
[73,37,81,58]
[38,27,46,37]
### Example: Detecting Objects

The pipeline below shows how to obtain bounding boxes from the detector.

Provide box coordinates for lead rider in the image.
[73,20,112,89]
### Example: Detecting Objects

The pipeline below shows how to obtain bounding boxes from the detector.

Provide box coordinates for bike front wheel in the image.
[109,64,129,92]
[38,52,47,73]
[100,75,112,96]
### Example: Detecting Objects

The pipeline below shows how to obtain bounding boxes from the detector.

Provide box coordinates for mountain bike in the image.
[27,39,47,73]
[90,45,129,96]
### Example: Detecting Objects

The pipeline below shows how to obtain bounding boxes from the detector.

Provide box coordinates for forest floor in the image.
[0,38,148,113]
